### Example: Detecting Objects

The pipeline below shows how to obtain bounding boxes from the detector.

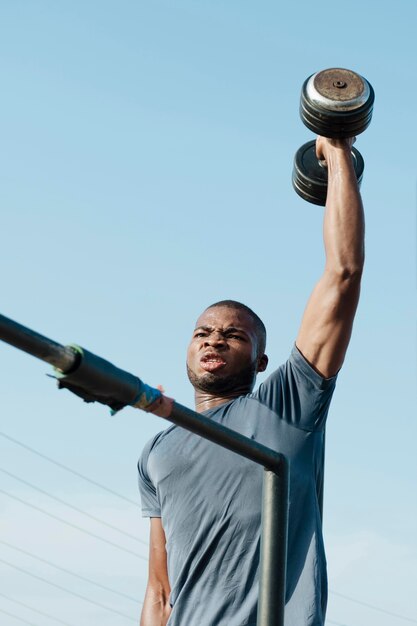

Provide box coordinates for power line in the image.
[0,488,147,560]
[330,589,417,624]
[0,539,141,604]
[0,557,137,622]
[0,590,76,626]
[0,430,140,507]
[0,606,39,626]
[0,467,147,546]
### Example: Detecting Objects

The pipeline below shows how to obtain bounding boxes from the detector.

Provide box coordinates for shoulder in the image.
[252,345,338,430]
[138,426,175,475]
[287,344,338,390]
[256,345,337,394]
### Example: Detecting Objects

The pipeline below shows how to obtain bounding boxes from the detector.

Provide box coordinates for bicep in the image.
[296,270,361,378]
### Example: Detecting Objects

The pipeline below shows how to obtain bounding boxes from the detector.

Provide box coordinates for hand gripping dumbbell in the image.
[292,68,374,205]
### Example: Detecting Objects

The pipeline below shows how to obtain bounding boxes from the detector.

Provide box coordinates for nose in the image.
[204,332,226,348]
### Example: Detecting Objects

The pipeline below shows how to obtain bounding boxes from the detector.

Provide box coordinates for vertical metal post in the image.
[257,463,289,626]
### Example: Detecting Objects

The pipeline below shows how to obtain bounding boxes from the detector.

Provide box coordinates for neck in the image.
[194,384,253,413]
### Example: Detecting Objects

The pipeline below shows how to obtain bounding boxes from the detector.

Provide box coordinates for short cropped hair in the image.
[206,300,267,355]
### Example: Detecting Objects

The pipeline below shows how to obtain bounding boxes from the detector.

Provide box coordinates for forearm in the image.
[296,138,366,377]
[323,142,365,278]
[140,587,171,626]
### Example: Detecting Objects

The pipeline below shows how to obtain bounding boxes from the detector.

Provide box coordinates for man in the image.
[138,135,364,625]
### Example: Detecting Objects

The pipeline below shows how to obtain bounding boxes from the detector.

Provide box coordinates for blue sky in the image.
[0,1,416,625]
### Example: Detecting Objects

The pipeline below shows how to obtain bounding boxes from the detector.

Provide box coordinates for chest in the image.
[148,401,319,512]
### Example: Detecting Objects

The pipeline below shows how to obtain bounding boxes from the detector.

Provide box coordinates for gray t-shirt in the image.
[138,346,337,626]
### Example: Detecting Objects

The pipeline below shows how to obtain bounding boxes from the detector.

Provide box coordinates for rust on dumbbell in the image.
[314,68,365,102]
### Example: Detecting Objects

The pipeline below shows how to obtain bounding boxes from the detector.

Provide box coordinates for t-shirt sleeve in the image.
[254,344,338,431]
[137,435,161,518]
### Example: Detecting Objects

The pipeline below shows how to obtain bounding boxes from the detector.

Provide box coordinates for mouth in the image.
[200,353,227,373]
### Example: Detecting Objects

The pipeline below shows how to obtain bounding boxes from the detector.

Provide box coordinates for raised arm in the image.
[296,136,365,378]
[140,517,171,626]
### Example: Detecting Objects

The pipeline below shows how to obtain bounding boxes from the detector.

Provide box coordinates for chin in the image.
[187,364,256,395]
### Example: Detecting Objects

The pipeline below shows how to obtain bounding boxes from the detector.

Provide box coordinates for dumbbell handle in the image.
[292,141,365,206]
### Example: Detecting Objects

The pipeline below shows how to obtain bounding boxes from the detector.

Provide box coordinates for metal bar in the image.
[169,402,285,473]
[0,314,77,372]
[257,468,289,626]
[0,313,290,623]
[167,404,290,625]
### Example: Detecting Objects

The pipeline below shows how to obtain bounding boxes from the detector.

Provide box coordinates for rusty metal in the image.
[300,67,374,138]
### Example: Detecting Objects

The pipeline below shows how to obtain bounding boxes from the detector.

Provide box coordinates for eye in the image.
[228,334,244,340]
[194,332,207,338]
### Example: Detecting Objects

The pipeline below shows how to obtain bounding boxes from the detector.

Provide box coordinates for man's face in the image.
[186,306,266,394]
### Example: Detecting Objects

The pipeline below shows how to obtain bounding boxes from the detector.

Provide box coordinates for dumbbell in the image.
[292,68,374,205]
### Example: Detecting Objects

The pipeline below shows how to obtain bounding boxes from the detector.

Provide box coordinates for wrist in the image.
[320,143,356,177]
[316,136,355,164]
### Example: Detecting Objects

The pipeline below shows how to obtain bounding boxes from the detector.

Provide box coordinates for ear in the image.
[256,354,268,373]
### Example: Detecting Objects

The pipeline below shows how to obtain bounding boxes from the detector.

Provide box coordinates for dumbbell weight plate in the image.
[292,140,365,206]
[300,68,374,138]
